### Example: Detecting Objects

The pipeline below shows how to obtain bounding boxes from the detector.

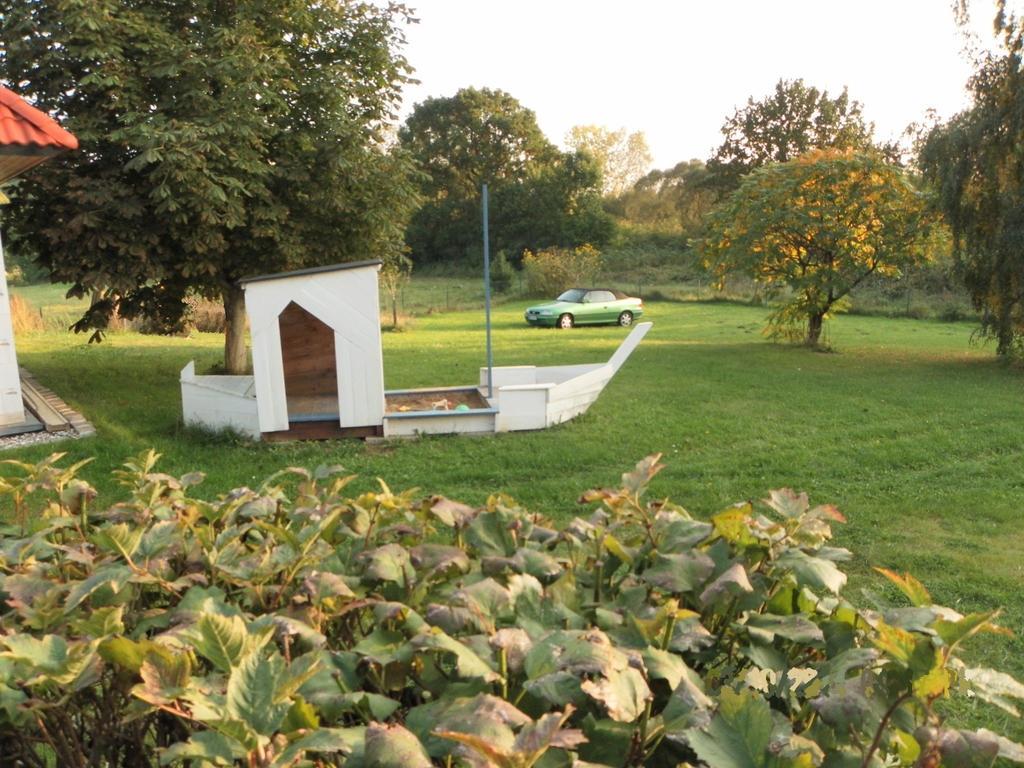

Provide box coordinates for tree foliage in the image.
[708,79,878,192]
[609,160,718,234]
[1,451,1023,767]
[0,0,420,373]
[701,151,941,345]
[919,2,1024,356]
[565,125,653,197]
[400,88,613,265]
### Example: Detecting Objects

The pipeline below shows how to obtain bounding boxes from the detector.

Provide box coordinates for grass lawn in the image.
[5,294,1024,736]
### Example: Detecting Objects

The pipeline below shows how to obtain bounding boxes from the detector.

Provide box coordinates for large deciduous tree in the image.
[701,150,941,346]
[707,79,878,192]
[399,87,613,265]
[919,2,1024,357]
[565,125,652,197]
[0,0,420,373]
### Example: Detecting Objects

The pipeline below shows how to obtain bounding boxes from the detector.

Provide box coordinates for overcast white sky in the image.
[395,1,1008,169]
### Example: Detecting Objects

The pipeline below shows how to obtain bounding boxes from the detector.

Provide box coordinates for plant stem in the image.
[861,692,912,768]
[660,610,678,651]
[498,647,509,699]
[634,698,655,765]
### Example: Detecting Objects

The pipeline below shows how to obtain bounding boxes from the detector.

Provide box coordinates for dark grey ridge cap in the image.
[240,259,382,286]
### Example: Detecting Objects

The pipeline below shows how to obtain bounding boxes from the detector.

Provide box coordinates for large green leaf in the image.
[933,611,1003,650]
[99,636,168,673]
[173,586,243,620]
[914,726,1000,768]
[411,628,499,682]
[91,523,144,560]
[580,667,651,722]
[811,673,874,731]
[328,692,402,722]
[360,543,415,585]
[409,543,471,577]
[777,550,846,594]
[282,696,319,732]
[579,714,634,767]
[134,650,192,708]
[763,488,809,519]
[744,612,824,644]
[408,694,526,759]
[662,673,714,738]
[874,567,931,606]
[525,672,588,708]
[815,648,878,687]
[64,564,133,612]
[72,605,126,638]
[187,613,249,671]
[963,667,1024,716]
[1,634,68,673]
[465,508,518,557]
[641,647,689,690]
[653,515,713,550]
[353,628,410,665]
[225,652,292,738]
[686,687,773,768]
[642,551,714,594]
[699,563,754,606]
[363,723,432,768]
[159,731,246,766]
[270,727,365,767]
[513,548,564,585]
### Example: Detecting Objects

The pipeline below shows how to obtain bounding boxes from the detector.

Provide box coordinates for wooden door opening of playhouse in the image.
[278,301,339,421]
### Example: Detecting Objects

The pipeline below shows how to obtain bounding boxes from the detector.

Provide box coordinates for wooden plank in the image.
[279,302,338,400]
[20,377,69,432]
[262,421,382,442]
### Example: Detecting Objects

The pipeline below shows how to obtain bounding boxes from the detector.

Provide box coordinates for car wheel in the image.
[618,311,634,327]
[557,313,574,329]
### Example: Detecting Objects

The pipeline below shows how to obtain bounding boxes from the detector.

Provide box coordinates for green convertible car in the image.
[524,288,644,329]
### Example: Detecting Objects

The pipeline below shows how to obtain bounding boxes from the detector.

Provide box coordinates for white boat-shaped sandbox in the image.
[180,261,650,441]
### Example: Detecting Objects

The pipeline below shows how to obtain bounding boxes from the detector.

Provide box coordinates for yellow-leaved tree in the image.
[700,150,944,346]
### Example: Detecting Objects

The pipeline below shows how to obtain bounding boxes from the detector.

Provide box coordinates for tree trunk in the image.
[807,312,824,346]
[391,295,398,327]
[223,285,248,374]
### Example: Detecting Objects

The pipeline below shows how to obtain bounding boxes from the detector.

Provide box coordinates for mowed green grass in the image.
[6,296,1024,735]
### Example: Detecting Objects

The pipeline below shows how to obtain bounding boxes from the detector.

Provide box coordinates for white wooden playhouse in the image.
[181,261,650,440]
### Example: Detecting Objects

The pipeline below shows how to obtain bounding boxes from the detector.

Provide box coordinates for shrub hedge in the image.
[0,452,1022,767]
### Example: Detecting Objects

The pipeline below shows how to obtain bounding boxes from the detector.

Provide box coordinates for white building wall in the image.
[0,231,24,426]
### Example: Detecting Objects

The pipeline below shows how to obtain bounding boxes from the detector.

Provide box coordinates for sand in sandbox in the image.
[385,389,490,413]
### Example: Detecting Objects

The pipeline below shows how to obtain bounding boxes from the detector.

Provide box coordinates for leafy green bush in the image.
[0,452,1022,767]
[522,244,602,296]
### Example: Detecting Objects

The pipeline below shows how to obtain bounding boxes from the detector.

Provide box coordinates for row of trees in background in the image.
[398,88,614,267]
[3,1,1024,360]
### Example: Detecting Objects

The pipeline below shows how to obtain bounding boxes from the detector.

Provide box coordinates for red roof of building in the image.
[0,86,78,184]
[0,86,78,150]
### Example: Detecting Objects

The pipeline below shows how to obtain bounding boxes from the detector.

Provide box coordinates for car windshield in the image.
[556,289,586,303]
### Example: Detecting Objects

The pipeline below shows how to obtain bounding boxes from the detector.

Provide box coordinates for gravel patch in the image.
[0,428,80,452]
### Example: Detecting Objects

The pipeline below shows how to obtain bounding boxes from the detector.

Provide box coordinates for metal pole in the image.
[483,184,493,399]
